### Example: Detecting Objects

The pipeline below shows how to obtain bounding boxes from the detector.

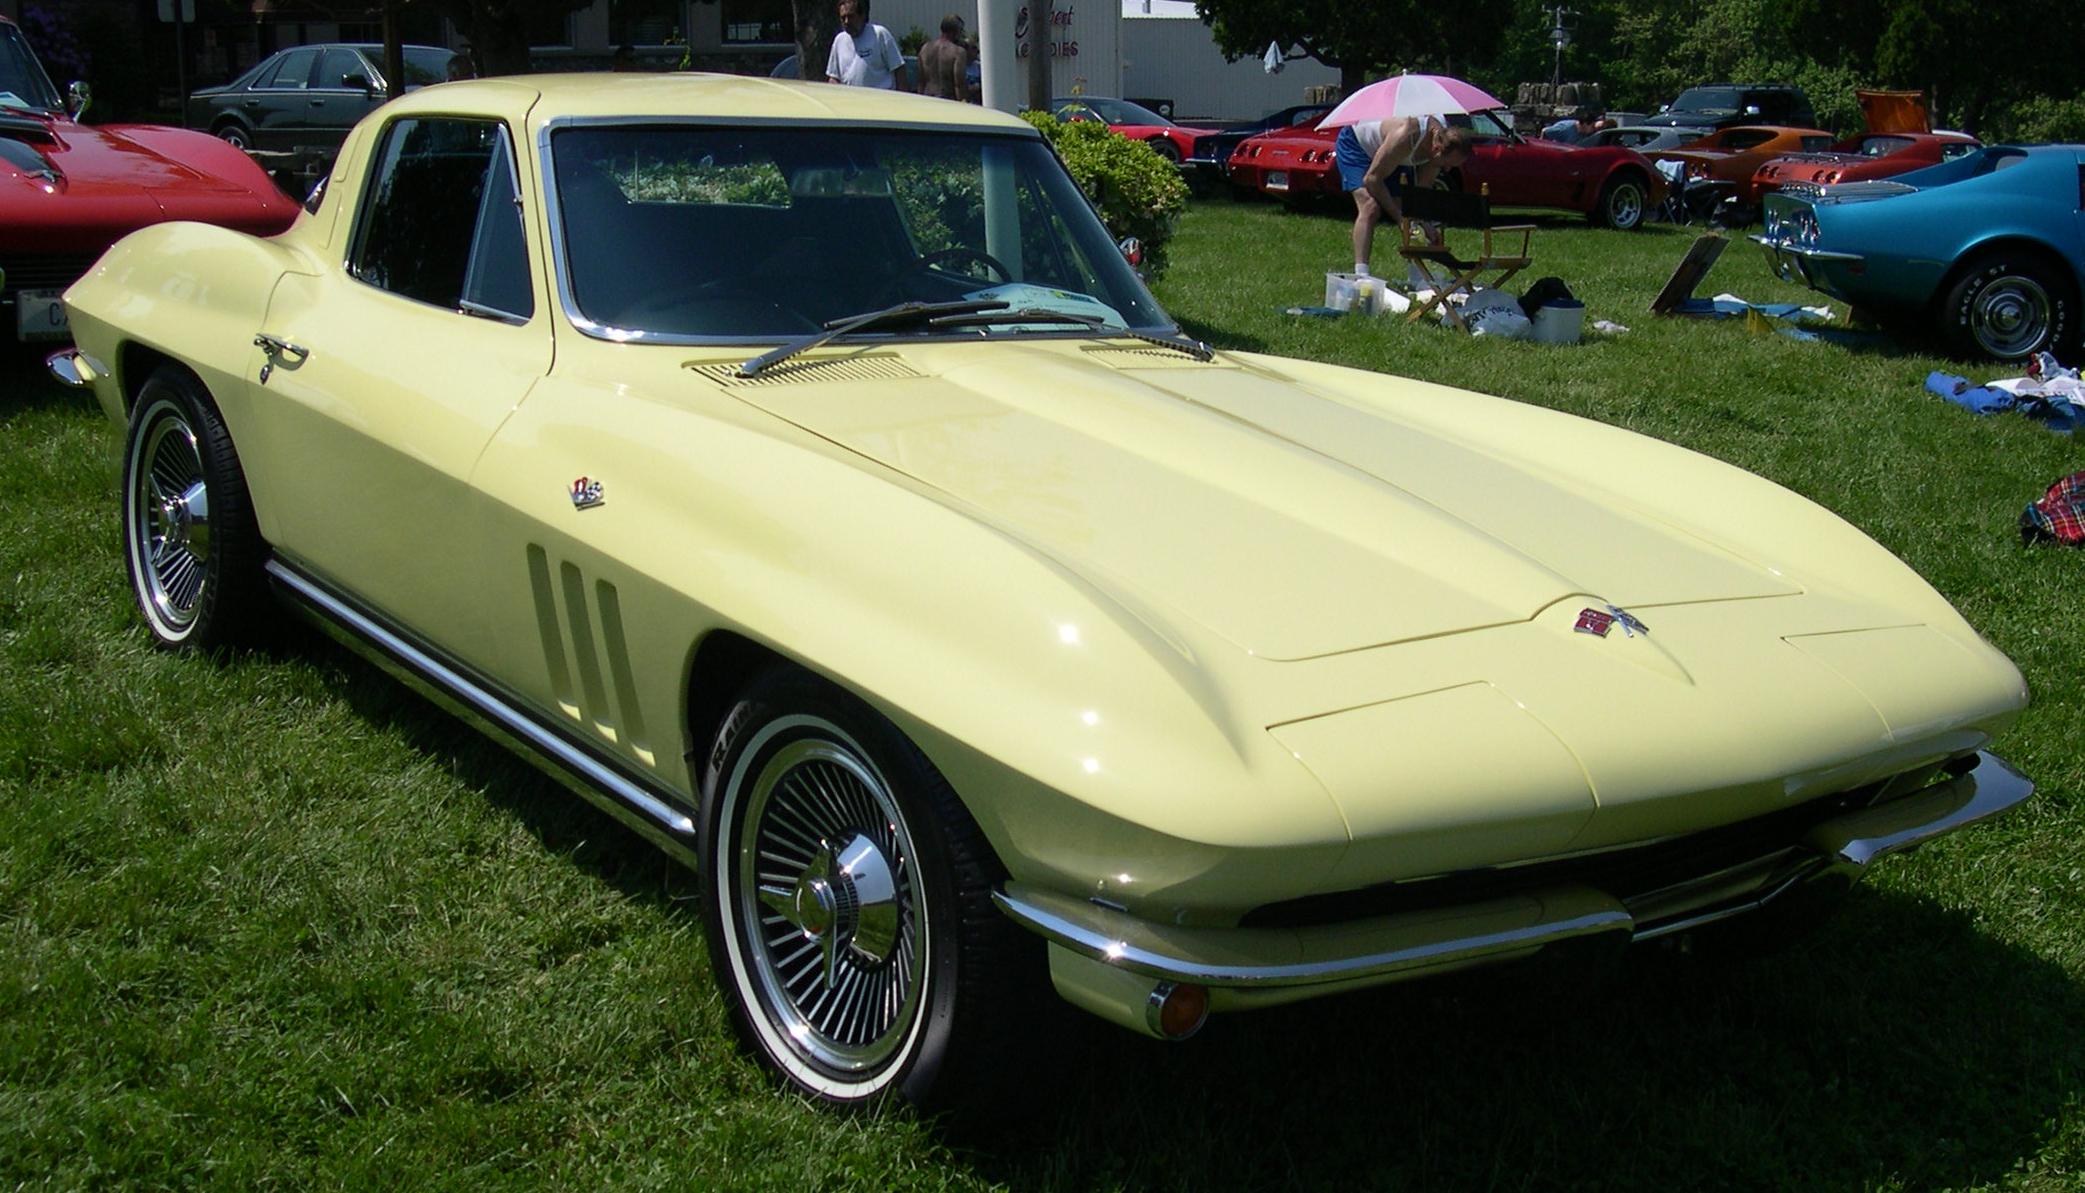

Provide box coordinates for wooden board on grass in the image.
[1650,233,1728,314]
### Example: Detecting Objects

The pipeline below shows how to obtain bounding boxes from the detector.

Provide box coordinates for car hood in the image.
[710,344,1799,661]
[0,117,279,250]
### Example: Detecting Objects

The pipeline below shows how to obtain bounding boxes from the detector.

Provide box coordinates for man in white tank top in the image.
[1333,116,1475,276]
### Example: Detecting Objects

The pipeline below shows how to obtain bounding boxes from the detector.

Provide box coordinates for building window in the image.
[721,0,791,43]
[610,0,683,46]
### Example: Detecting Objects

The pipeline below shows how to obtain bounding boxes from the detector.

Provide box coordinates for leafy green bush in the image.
[1021,111,1189,275]
[1994,94,2085,143]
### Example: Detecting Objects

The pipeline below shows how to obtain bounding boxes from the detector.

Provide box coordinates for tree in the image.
[1195,0,1515,95]
[425,0,595,77]
[790,0,838,81]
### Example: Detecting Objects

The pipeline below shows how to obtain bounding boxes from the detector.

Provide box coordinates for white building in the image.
[533,0,1336,122]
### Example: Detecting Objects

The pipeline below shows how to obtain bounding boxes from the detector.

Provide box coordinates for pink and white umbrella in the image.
[1316,73,1506,130]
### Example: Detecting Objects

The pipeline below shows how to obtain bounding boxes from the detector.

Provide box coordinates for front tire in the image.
[698,666,1028,1109]
[1146,136,1181,164]
[1593,172,1648,230]
[121,366,268,649]
[1940,249,2077,360]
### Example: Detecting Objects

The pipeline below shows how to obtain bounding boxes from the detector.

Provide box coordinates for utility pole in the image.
[1548,5,1573,94]
[1025,0,1052,113]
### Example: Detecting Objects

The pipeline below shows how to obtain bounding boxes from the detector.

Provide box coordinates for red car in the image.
[1229,109,1666,230]
[0,16,293,344]
[1050,96,1220,165]
[1751,131,1981,198]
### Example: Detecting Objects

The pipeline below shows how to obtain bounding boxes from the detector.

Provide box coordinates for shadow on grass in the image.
[1,349,96,418]
[1175,313,1269,355]
[282,627,696,910]
[961,892,2082,1190]
[263,622,2079,1189]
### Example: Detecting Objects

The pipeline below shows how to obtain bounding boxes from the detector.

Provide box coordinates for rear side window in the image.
[350,117,534,321]
[259,48,318,90]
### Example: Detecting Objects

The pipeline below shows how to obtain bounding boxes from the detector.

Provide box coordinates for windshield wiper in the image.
[737,298,1008,378]
[928,307,1214,361]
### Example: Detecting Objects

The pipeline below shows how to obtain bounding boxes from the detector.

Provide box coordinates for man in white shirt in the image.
[826,0,908,90]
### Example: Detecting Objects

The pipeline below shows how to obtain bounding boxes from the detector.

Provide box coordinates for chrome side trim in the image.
[264,559,700,857]
[994,882,1633,989]
[45,348,103,388]
[998,751,2031,990]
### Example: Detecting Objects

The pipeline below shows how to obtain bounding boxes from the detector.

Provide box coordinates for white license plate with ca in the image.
[15,289,69,341]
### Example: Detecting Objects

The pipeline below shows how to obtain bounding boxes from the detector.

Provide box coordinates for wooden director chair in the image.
[1396,185,1536,331]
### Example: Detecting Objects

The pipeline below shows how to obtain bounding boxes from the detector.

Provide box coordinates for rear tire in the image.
[1939,249,2078,361]
[698,666,1034,1110]
[213,121,253,151]
[120,366,269,650]
[1593,172,1648,230]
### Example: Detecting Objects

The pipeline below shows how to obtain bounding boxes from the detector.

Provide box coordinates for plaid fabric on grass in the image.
[2021,471,2085,545]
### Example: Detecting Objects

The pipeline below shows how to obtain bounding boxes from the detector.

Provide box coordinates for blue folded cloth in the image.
[1926,371,2016,415]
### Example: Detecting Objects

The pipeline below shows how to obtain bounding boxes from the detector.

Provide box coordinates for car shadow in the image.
[273,630,2079,1190]
[1,348,92,414]
[956,891,2082,1190]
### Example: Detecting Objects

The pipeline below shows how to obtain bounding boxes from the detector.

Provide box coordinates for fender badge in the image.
[1575,605,1649,638]
[570,477,605,510]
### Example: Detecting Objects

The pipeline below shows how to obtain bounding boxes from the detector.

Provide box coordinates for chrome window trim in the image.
[343,113,538,324]
[534,115,1178,347]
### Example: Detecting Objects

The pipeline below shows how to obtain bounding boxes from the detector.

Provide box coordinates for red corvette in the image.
[0,16,292,343]
[1751,131,1981,198]
[1228,109,1666,230]
[1050,96,1220,165]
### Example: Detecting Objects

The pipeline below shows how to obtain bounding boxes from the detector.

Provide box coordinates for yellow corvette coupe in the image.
[50,76,2031,1109]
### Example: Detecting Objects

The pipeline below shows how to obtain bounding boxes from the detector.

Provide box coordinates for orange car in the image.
[1652,125,1835,203]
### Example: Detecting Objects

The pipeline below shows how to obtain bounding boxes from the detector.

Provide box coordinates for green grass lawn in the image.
[3,198,2081,1190]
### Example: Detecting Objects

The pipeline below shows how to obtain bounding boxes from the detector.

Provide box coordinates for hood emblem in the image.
[1575,605,1648,638]
[570,476,604,510]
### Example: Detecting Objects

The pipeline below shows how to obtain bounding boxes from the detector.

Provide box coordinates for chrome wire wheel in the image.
[721,716,929,1094]
[126,400,212,638]
[1969,274,2052,359]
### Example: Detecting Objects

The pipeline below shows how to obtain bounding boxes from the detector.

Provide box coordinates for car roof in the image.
[395,73,1034,132]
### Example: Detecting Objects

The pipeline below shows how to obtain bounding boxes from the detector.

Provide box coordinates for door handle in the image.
[243,98,260,109]
[309,97,325,107]
[254,333,309,383]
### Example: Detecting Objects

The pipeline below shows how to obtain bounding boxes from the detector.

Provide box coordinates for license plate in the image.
[1266,171,1289,191]
[15,288,69,341]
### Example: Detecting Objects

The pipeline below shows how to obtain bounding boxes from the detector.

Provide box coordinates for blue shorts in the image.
[1334,127,1414,195]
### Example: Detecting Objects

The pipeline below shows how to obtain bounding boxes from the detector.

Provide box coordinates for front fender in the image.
[471,367,1352,919]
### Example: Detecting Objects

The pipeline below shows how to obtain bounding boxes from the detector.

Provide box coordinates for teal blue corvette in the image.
[1754,145,2084,360]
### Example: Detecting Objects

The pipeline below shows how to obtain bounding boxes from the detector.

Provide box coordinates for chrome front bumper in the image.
[45,348,104,389]
[996,751,2031,1009]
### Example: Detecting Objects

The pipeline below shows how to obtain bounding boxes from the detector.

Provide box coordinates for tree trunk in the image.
[1339,61,1369,98]
[381,0,404,99]
[1024,0,1051,112]
[794,0,837,81]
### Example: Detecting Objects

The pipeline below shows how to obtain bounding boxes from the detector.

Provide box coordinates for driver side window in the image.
[349,117,534,321]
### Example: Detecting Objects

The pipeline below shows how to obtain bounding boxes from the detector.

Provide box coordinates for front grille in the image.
[1241,763,1949,930]
[0,253,98,298]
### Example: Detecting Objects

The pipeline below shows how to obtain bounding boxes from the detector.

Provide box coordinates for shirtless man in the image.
[917,14,972,102]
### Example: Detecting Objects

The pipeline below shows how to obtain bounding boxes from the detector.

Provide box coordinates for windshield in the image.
[1853,135,1913,158]
[550,124,1171,342]
[1670,87,1741,115]
[1067,97,1173,127]
[0,24,63,114]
